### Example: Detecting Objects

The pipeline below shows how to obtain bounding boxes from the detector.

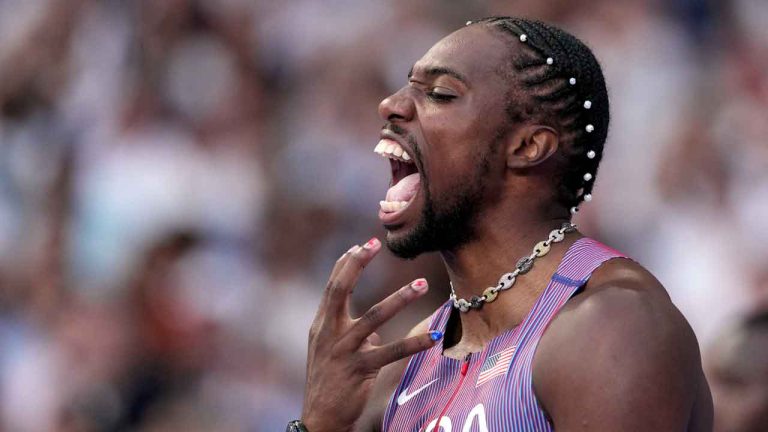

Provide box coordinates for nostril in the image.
[378,87,415,121]
[378,96,396,120]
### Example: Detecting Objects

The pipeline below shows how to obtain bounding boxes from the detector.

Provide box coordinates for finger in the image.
[317,244,360,318]
[330,245,359,281]
[325,237,382,317]
[341,278,429,350]
[368,332,382,346]
[362,330,443,370]
[360,331,381,351]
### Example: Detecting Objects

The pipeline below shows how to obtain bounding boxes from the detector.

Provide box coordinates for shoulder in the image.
[547,257,684,335]
[533,257,706,430]
[540,257,694,354]
[354,315,433,432]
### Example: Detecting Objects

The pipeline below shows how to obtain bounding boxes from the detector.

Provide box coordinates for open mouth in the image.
[373,138,421,220]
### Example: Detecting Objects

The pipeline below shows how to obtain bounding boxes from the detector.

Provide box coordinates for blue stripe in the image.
[550,272,585,286]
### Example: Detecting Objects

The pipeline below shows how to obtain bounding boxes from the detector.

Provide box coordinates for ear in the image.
[505,125,560,169]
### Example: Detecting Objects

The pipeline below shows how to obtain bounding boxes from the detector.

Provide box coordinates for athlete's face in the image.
[376,25,516,258]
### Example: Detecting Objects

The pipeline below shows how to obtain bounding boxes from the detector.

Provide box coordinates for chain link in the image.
[450,222,577,312]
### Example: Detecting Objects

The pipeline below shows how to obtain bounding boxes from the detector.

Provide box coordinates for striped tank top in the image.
[382,237,626,431]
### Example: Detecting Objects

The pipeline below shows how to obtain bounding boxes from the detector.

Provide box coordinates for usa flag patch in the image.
[476,346,516,387]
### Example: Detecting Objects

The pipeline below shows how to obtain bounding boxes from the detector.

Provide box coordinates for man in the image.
[708,311,768,432]
[292,17,712,431]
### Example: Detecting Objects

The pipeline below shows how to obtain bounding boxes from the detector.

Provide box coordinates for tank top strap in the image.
[514,237,627,350]
[428,300,454,333]
[494,237,628,430]
[551,237,627,286]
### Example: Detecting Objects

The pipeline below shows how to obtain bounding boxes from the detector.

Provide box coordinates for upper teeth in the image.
[374,139,413,163]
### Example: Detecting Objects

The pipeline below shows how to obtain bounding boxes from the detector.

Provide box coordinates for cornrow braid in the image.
[468,17,610,214]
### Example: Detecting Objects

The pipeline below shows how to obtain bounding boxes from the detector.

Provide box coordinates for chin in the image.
[384,224,429,260]
[383,205,448,259]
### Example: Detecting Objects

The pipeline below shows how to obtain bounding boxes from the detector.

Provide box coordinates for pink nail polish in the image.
[363,237,379,249]
[411,278,428,292]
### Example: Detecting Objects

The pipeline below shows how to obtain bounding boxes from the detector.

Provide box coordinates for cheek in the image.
[416,99,505,186]
[417,126,470,181]
[422,145,475,186]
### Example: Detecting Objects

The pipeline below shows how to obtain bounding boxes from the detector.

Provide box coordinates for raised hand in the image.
[301,237,442,432]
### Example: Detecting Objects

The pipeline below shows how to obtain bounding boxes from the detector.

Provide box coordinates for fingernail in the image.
[363,237,380,250]
[411,278,428,292]
[429,331,443,342]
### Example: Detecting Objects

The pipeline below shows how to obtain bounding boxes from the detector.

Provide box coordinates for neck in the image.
[439,210,580,356]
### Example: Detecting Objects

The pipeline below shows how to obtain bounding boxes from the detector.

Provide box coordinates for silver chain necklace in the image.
[449,222,577,312]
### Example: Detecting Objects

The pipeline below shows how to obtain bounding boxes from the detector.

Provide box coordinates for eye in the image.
[426,88,457,102]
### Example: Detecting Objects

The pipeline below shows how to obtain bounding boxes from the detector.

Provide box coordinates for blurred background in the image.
[0,0,766,430]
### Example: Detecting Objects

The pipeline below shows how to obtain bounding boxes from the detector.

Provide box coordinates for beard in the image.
[386,150,494,259]
[382,122,504,259]
[386,185,484,259]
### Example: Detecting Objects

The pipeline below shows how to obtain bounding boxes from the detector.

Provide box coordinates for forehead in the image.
[412,25,513,84]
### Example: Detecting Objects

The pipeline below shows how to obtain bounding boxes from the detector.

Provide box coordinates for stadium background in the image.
[0,0,766,430]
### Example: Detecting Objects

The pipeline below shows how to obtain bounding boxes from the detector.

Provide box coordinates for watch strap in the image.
[286,420,309,432]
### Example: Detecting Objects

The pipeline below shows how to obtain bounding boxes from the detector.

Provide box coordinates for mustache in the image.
[382,123,419,152]
[382,122,408,138]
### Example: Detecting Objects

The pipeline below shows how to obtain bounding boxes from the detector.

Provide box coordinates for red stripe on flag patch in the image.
[476,346,516,387]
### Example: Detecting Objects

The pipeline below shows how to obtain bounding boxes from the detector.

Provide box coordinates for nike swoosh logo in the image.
[397,379,438,406]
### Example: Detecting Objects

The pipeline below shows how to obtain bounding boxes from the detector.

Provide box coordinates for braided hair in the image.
[470,17,609,213]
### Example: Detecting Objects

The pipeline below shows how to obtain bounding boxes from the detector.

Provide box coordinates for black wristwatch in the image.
[286,420,309,432]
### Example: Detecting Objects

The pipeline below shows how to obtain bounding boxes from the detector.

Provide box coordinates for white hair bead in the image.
[570,206,579,214]
[584,194,593,202]
[466,20,472,26]
[569,77,577,85]
[546,57,554,65]
[587,150,596,159]
[583,100,592,109]
[520,34,528,42]
[586,124,595,133]
[583,173,593,181]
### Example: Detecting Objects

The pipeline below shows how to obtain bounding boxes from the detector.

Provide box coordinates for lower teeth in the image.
[379,200,409,212]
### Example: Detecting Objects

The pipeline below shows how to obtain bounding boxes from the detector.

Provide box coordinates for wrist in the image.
[301,417,350,432]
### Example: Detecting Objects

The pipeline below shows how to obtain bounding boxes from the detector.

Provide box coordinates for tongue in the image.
[386,173,420,202]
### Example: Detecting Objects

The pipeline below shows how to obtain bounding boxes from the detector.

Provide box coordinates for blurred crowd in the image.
[0,0,766,430]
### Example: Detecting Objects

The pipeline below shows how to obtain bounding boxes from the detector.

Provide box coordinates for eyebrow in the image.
[408,65,469,85]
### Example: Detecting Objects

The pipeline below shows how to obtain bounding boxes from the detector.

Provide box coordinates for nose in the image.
[378,86,415,122]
